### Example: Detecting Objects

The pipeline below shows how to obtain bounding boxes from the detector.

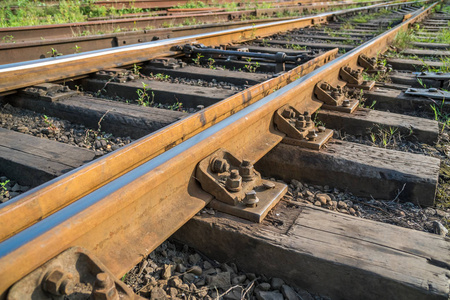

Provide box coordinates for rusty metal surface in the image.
[7,247,144,300]
[195,149,287,222]
[0,2,437,298]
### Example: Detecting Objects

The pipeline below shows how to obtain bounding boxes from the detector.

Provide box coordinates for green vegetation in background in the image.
[0,0,150,27]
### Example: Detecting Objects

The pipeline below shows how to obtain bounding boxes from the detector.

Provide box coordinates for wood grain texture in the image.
[174,203,450,300]
[9,94,186,139]
[316,107,439,144]
[256,140,440,206]
[0,128,95,186]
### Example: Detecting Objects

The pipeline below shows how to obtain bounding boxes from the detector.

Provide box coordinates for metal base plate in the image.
[281,128,333,150]
[346,80,376,91]
[322,99,359,113]
[207,180,287,223]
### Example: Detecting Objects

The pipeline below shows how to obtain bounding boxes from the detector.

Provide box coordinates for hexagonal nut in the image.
[43,268,74,296]
[92,273,119,300]
[226,174,242,192]
[211,158,229,173]
[239,160,255,181]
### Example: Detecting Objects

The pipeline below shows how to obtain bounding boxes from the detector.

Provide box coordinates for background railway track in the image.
[0,1,449,300]
[0,0,393,65]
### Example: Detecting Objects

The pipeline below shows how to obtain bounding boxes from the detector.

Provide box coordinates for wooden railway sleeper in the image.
[7,247,143,300]
[195,149,287,223]
[273,105,333,150]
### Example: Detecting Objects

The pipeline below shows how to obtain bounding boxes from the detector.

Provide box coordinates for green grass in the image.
[0,0,149,27]
[174,1,208,9]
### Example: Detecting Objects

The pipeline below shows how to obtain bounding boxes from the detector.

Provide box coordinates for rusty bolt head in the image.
[229,169,239,179]
[318,126,326,132]
[92,273,119,300]
[307,130,318,141]
[244,190,259,207]
[331,90,340,99]
[295,119,306,129]
[42,268,75,296]
[263,182,275,189]
[226,170,242,192]
[239,160,255,182]
[282,108,295,119]
[211,158,229,173]
[342,99,351,107]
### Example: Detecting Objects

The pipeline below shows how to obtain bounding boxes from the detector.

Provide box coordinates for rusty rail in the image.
[0,1,438,298]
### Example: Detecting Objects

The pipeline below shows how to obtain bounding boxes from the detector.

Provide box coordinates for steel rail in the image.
[0,2,437,298]
[0,0,388,43]
[0,0,421,94]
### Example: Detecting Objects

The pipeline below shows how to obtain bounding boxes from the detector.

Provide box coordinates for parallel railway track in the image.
[0,1,449,299]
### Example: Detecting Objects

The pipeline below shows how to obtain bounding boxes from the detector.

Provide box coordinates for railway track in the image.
[0,1,449,299]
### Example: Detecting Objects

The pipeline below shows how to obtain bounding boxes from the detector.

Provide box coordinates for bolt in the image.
[42,268,75,296]
[197,105,204,110]
[263,182,275,189]
[317,126,326,132]
[226,170,242,192]
[428,88,438,92]
[282,108,295,119]
[244,190,259,207]
[342,99,350,107]
[210,158,229,173]
[239,160,255,182]
[91,272,119,300]
[295,119,306,129]
[331,90,340,99]
[307,130,318,141]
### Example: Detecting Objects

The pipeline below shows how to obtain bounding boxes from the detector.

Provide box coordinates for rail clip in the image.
[8,247,143,300]
[196,149,287,223]
[273,105,333,150]
[314,81,359,113]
